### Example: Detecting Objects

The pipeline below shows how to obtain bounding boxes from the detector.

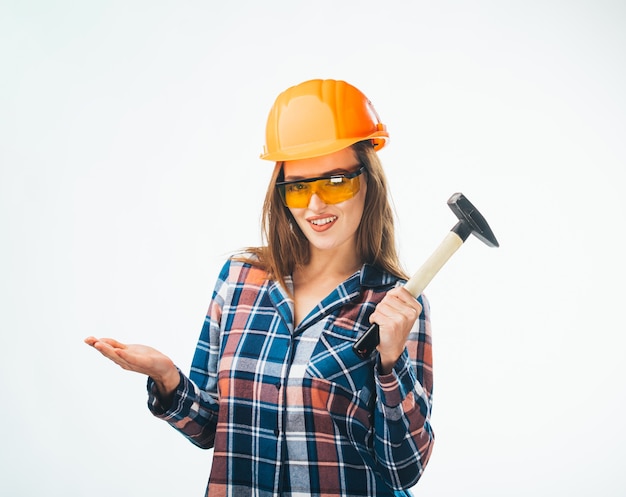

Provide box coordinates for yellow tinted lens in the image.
[283,182,313,208]
[317,176,360,204]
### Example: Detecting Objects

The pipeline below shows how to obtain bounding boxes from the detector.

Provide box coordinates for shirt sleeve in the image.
[371,293,435,489]
[145,260,232,449]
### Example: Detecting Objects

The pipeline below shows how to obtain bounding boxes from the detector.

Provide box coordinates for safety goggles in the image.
[276,166,365,208]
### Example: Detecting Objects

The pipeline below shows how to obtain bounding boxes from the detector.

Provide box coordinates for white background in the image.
[1,1,624,495]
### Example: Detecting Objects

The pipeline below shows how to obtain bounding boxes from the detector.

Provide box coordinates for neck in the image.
[296,244,362,282]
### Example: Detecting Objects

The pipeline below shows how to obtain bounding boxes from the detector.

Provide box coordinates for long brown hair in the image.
[239,141,408,290]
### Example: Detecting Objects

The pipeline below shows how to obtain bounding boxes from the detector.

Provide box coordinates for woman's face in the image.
[282,147,367,256]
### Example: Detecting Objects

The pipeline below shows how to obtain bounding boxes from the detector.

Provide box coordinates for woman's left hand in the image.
[369,286,422,374]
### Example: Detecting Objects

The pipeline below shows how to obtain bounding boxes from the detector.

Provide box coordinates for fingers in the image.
[84,338,174,379]
[390,287,422,314]
[90,339,124,361]
[97,337,128,349]
[84,336,132,368]
[84,336,127,350]
[371,288,423,372]
[370,287,422,325]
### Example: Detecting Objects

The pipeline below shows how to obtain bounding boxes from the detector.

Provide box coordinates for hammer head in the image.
[448,193,499,247]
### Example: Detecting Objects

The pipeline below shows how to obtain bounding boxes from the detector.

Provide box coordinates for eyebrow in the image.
[283,164,361,182]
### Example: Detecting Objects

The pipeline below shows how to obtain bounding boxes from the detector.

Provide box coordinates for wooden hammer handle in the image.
[404,231,464,297]
[353,231,464,359]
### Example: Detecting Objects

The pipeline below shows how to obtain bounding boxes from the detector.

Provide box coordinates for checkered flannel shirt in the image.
[148,257,434,496]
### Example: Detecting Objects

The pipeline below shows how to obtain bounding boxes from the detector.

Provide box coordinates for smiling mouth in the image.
[309,216,337,226]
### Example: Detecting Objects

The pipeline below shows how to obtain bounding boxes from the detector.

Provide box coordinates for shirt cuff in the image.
[146,368,185,418]
[375,350,411,407]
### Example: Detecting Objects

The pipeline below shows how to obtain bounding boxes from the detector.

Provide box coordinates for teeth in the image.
[310,216,337,226]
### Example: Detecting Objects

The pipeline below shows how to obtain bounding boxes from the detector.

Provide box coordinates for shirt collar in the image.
[358,263,401,289]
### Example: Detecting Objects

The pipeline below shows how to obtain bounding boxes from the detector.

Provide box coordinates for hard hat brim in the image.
[260,131,388,162]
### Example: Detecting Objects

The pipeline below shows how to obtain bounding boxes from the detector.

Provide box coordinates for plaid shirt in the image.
[148,257,434,496]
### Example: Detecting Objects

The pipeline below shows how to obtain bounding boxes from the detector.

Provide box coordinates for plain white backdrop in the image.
[1,1,624,495]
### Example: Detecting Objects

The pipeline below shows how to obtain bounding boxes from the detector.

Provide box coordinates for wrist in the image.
[153,366,180,398]
[378,353,400,375]
[378,343,404,372]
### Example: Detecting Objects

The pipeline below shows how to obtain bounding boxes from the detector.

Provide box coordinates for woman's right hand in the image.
[84,336,180,398]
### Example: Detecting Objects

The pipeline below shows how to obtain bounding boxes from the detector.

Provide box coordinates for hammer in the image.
[353,192,500,359]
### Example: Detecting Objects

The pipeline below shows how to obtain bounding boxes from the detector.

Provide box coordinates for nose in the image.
[307,192,327,211]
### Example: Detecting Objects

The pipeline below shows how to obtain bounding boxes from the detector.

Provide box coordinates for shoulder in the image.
[218,251,271,288]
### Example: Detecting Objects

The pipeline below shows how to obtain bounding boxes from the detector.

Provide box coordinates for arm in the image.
[371,292,435,489]
[84,259,235,449]
[146,260,232,448]
[84,333,221,449]
[83,335,219,449]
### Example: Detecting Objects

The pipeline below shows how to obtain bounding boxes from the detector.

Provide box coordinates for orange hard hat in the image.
[260,79,389,161]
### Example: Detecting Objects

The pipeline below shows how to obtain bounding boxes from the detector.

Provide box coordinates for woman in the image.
[85,79,434,496]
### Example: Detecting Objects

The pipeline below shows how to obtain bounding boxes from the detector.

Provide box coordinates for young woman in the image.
[85,79,434,496]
